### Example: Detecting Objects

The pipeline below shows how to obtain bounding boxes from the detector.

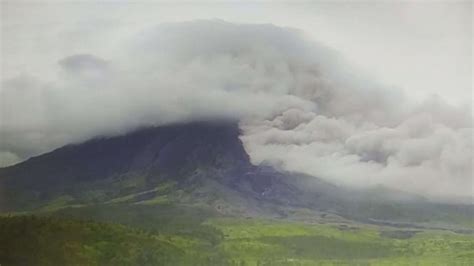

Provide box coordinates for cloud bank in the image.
[1,20,472,200]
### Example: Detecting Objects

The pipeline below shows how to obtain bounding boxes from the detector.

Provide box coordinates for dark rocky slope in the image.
[0,121,299,211]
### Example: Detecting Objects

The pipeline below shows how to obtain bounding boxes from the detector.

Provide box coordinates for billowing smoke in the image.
[1,20,472,200]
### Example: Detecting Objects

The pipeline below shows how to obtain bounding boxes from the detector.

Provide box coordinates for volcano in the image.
[0,121,472,229]
[0,121,305,213]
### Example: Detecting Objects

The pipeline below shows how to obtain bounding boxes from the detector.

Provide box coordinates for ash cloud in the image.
[1,20,472,200]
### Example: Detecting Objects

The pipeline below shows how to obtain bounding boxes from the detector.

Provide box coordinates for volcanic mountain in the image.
[0,121,472,230]
[0,121,303,213]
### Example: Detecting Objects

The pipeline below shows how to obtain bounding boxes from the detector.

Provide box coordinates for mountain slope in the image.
[0,121,296,212]
[0,121,472,231]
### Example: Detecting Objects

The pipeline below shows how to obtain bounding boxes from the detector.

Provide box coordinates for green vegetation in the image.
[2,172,473,266]
[0,215,201,265]
[207,218,474,265]
[1,204,473,265]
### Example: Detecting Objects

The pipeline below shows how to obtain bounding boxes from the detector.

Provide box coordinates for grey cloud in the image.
[241,103,472,199]
[0,20,471,200]
[59,54,108,72]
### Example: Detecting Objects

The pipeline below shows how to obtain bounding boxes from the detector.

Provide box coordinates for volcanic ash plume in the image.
[1,20,472,200]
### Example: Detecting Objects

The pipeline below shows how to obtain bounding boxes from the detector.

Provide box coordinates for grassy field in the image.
[1,203,473,265]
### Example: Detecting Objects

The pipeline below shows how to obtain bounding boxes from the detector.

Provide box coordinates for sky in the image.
[0,1,472,201]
